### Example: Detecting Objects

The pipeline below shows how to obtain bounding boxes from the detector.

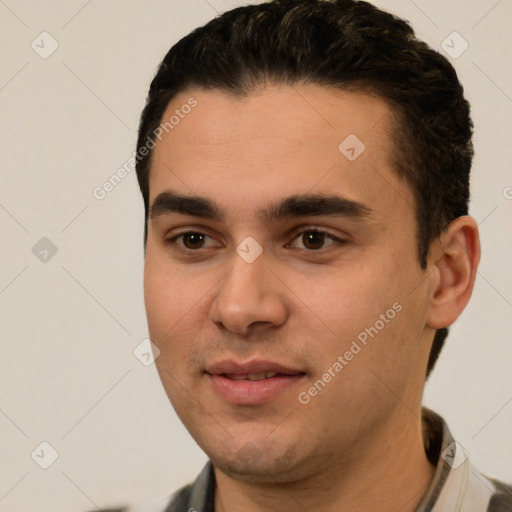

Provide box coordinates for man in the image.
[134,0,511,510]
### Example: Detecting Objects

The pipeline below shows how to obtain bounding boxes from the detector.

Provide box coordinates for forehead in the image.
[148,85,413,225]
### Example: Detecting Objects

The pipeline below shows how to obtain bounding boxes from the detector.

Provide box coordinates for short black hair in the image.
[135,0,474,378]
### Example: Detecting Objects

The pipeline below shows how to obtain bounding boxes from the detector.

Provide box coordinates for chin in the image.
[208,441,316,484]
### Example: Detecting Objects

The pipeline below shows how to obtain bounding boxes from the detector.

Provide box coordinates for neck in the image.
[213,409,435,512]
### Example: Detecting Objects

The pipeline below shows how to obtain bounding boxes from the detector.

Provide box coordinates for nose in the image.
[209,251,288,336]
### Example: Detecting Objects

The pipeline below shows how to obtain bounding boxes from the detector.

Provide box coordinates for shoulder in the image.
[462,469,512,512]
[162,462,215,512]
[162,483,193,512]
[486,476,512,512]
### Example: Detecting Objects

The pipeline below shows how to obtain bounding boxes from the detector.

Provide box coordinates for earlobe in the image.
[426,216,481,329]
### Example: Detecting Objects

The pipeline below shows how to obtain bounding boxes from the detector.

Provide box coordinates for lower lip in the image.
[208,374,304,405]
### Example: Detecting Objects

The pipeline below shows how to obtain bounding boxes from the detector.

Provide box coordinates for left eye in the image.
[287,230,340,251]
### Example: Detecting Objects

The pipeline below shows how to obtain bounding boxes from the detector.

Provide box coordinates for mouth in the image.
[205,360,306,405]
[224,371,283,381]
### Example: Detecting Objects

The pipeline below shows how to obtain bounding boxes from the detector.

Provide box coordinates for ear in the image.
[426,216,481,329]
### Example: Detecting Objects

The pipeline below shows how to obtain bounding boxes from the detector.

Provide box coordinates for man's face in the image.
[144,85,434,482]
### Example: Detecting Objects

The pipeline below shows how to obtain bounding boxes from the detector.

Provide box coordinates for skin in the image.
[143,85,480,512]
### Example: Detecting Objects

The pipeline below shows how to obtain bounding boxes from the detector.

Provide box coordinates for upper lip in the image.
[206,359,304,376]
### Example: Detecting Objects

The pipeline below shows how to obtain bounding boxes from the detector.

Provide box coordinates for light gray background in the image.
[1,1,511,511]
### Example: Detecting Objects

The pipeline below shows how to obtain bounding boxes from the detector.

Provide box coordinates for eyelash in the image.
[165,228,345,253]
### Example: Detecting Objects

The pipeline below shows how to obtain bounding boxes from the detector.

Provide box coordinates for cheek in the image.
[310,253,424,374]
[143,253,188,358]
[144,247,188,325]
[313,263,395,331]
[143,252,212,372]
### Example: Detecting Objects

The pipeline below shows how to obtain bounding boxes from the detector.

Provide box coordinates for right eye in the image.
[165,231,219,251]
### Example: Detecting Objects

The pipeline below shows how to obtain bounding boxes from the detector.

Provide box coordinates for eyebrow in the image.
[149,190,374,223]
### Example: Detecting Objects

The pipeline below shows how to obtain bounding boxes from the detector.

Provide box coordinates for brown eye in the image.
[286,229,341,251]
[165,231,220,254]
[301,231,326,250]
[182,232,206,249]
